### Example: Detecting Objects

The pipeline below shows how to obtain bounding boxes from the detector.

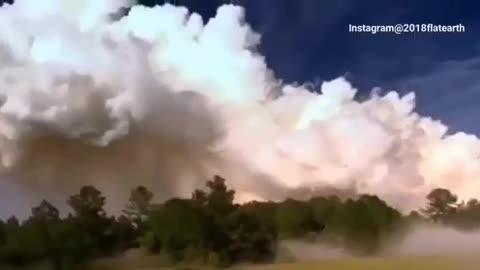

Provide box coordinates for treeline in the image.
[412,188,480,230]
[0,177,479,269]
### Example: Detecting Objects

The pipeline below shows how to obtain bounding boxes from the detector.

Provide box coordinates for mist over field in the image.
[388,226,480,256]
[278,225,480,263]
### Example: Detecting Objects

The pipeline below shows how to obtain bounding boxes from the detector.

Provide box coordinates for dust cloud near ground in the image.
[276,225,480,263]
[385,225,480,257]
[276,240,351,262]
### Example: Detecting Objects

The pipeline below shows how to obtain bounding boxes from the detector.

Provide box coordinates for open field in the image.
[6,256,480,270]
[243,257,480,270]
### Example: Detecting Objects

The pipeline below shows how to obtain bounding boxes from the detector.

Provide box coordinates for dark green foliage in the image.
[242,201,276,223]
[1,217,29,266]
[225,209,276,263]
[275,199,322,239]
[308,194,405,255]
[121,186,155,250]
[67,186,110,258]
[0,220,5,249]
[203,175,236,217]
[416,189,480,231]
[112,215,138,250]
[309,196,344,242]
[68,185,106,218]
[123,186,154,227]
[23,201,65,269]
[142,175,276,266]
[407,210,425,223]
[3,178,471,268]
[341,195,403,254]
[147,198,210,261]
[422,188,458,224]
[444,198,480,231]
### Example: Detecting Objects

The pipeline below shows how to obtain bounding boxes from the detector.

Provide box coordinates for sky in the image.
[133,0,480,135]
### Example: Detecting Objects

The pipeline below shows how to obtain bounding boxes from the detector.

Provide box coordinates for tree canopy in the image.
[1,179,479,269]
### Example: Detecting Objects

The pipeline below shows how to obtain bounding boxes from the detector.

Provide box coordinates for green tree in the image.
[0,219,5,249]
[1,216,28,266]
[146,199,211,263]
[225,209,276,263]
[190,175,239,265]
[341,195,403,255]
[67,186,114,259]
[422,188,458,224]
[204,175,236,217]
[275,199,322,240]
[55,217,96,267]
[123,186,154,225]
[25,200,64,269]
[342,199,380,254]
[241,201,277,232]
[449,198,480,230]
[31,200,60,221]
[68,185,106,218]
[192,189,208,205]
[99,215,137,255]
[406,210,425,224]
[309,196,343,243]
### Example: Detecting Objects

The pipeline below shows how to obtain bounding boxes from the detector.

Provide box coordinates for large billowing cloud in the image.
[0,0,479,216]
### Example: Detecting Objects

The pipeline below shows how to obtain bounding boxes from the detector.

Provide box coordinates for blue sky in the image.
[137,0,480,135]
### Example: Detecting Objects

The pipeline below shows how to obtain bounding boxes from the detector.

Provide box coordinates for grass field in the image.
[242,256,479,270]
[8,256,480,270]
